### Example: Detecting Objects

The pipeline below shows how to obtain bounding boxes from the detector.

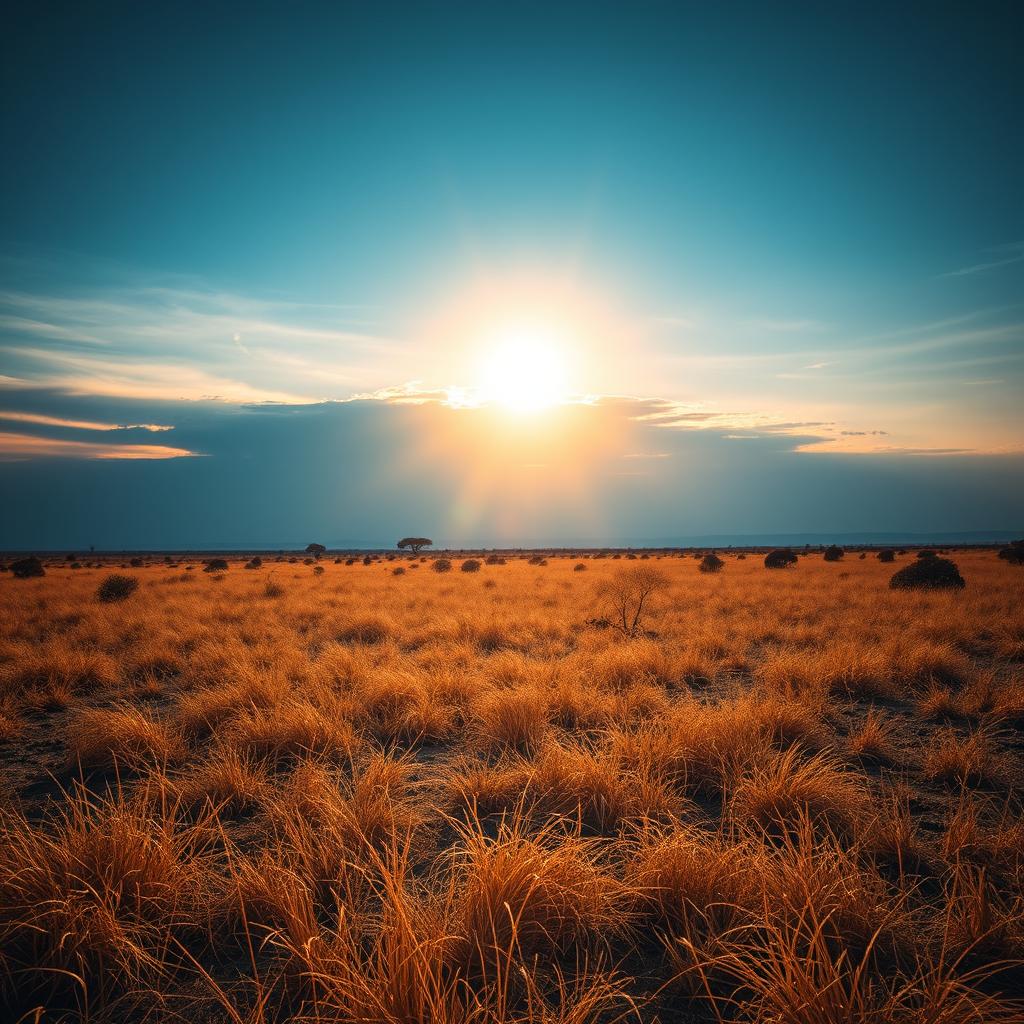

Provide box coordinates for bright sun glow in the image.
[476,324,570,412]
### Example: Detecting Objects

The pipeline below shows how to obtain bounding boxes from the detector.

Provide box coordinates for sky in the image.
[1,2,1022,548]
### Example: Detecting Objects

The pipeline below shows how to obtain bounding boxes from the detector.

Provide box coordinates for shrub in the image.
[823,545,844,562]
[345,557,357,565]
[877,548,896,562]
[313,564,325,575]
[245,556,262,569]
[574,562,587,571]
[203,558,229,572]
[10,556,45,578]
[96,574,139,603]
[764,549,798,569]
[263,579,284,598]
[485,554,506,565]
[997,539,1024,565]
[129,557,144,567]
[917,549,937,559]
[699,553,724,573]
[461,559,481,573]
[362,555,372,566]
[889,556,965,591]
[596,566,670,636]
[392,567,406,576]
[432,558,452,573]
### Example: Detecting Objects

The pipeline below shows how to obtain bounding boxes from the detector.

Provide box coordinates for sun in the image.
[476,322,570,412]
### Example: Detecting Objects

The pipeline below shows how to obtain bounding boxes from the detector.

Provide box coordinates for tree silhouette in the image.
[305,543,326,559]
[398,537,433,553]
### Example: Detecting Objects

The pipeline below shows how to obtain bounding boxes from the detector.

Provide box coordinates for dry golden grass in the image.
[0,550,1021,1020]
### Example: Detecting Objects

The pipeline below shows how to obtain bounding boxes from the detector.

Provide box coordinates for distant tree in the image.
[398,537,433,553]
[596,566,670,637]
[305,543,327,559]
[11,556,45,579]
[823,545,845,562]
[764,549,798,569]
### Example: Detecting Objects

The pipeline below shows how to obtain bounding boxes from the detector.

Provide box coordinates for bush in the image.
[313,565,325,575]
[574,562,587,571]
[917,549,937,560]
[997,540,1024,565]
[889,556,965,591]
[345,557,357,565]
[823,545,844,562]
[461,559,482,573]
[877,549,896,563]
[764,549,798,569]
[203,558,229,572]
[699,553,724,574]
[362,555,373,566]
[245,557,262,569]
[485,554,506,565]
[432,558,452,573]
[10,556,45,578]
[96,574,139,603]
[392,567,406,576]
[596,566,670,636]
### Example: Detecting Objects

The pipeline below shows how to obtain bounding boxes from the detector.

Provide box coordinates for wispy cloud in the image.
[0,431,196,460]
[0,410,173,432]
[942,242,1024,278]
[745,318,829,333]
[0,282,406,404]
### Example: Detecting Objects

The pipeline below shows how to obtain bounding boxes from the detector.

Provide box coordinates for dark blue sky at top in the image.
[0,1,1021,547]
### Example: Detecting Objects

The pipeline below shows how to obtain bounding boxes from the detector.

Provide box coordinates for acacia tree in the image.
[305,543,327,559]
[596,566,670,637]
[398,537,433,553]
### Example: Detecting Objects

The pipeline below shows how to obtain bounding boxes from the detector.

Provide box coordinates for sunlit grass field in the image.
[1,550,1022,1021]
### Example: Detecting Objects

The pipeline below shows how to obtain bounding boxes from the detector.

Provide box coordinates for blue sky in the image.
[1,2,1021,546]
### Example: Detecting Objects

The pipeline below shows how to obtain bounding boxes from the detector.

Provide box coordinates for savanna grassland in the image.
[1,550,1023,1023]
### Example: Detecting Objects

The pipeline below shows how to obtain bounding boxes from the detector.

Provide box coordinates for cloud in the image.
[0,431,196,460]
[745,318,829,333]
[0,410,173,432]
[942,242,1024,278]
[0,282,405,404]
